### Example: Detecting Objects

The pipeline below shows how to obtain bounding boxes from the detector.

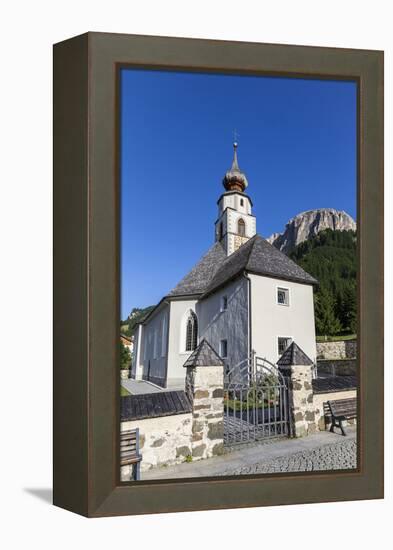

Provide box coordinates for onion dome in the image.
[222,142,248,192]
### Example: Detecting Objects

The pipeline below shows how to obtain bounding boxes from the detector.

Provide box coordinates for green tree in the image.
[340,285,357,333]
[120,305,155,336]
[289,229,357,337]
[315,288,342,337]
[120,341,131,370]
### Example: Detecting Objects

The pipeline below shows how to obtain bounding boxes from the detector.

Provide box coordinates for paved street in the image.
[121,378,185,394]
[218,438,356,476]
[121,378,163,395]
[141,427,357,480]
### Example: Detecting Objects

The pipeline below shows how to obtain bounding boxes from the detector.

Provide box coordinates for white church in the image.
[131,143,317,388]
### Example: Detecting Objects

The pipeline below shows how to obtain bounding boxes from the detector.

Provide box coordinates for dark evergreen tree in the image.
[120,341,131,370]
[315,288,342,336]
[290,229,357,337]
[341,285,357,332]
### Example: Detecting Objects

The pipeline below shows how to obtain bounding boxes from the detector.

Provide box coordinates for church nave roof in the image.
[201,234,318,297]
[168,241,227,297]
[168,233,317,301]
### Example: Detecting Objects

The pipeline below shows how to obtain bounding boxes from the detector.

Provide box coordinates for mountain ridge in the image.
[267,208,356,253]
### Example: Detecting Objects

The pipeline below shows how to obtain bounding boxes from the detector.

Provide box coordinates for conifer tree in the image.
[341,285,357,332]
[315,287,342,337]
[120,341,131,370]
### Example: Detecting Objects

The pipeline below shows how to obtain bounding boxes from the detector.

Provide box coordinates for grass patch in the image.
[316,333,356,342]
[120,385,131,396]
[224,395,276,412]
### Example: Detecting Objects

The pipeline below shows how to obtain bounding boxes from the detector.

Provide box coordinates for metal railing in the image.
[224,352,290,446]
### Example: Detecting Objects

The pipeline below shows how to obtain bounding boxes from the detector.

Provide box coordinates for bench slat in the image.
[120,428,142,478]
[328,398,357,419]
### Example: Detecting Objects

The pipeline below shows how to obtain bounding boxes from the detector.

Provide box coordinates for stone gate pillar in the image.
[277,342,317,437]
[183,339,225,460]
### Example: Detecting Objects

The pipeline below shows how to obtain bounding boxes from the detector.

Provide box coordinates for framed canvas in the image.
[53,32,383,517]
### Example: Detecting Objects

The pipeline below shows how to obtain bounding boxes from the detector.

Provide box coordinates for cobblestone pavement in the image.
[142,428,357,480]
[219,438,357,475]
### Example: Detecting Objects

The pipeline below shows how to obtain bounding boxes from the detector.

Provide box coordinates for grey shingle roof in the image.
[183,339,225,367]
[168,242,226,297]
[121,391,192,421]
[277,342,314,367]
[168,233,316,300]
[247,236,318,285]
[202,235,317,297]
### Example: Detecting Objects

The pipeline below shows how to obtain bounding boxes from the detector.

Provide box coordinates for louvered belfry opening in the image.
[238,218,246,237]
[185,311,198,351]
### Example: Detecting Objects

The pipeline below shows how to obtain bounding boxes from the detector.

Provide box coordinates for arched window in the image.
[185,311,198,351]
[238,218,246,237]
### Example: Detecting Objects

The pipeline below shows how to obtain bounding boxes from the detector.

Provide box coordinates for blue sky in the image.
[120,69,357,318]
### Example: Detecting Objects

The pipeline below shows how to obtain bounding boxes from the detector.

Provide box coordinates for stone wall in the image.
[313,389,357,431]
[316,359,357,377]
[287,364,317,437]
[185,364,224,459]
[121,413,193,476]
[120,340,225,479]
[288,369,357,436]
[316,339,357,359]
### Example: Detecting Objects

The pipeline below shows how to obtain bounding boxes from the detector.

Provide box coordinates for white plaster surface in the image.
[166,299,197,387]
[249,274,316,364]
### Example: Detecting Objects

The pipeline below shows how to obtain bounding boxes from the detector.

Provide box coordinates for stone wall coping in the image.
[312,376,357,394]
[121,390,192,421]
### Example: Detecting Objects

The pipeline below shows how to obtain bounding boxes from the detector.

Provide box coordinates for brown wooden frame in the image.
[53,32,384,517]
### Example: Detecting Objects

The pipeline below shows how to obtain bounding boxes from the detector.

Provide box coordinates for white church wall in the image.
[219,193,235,212]
[214,213,228,241]
[141,304,169,387]
[227,209,256,239]
[197,277,249,368]
[131,324,143,379]
[166,299,198,388]
[219,193,252,216]
[249,274,317,365]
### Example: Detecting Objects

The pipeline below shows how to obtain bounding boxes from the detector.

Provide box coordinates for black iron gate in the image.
[224,353,290,446]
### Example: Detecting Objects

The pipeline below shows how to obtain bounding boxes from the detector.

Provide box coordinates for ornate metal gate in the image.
[224,352,290,446]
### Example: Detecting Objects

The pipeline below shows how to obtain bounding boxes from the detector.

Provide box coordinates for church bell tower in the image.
[215,142,256,256]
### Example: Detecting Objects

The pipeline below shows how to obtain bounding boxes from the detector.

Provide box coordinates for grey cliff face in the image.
[267,208,356,253]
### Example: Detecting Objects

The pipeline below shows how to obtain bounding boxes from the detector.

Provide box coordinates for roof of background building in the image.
[183,339,225,368]
[121,391,192,421]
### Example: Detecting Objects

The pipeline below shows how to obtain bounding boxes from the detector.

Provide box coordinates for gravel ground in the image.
[219,438,357,475]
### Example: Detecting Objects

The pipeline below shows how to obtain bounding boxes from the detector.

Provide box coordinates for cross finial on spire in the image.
[233,129,239,147]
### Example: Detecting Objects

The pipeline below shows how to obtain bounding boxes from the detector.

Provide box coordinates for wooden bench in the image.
[328,398,357,436]
[120,428,142,480]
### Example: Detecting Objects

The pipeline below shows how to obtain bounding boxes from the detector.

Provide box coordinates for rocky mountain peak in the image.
[267,208,356,253]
